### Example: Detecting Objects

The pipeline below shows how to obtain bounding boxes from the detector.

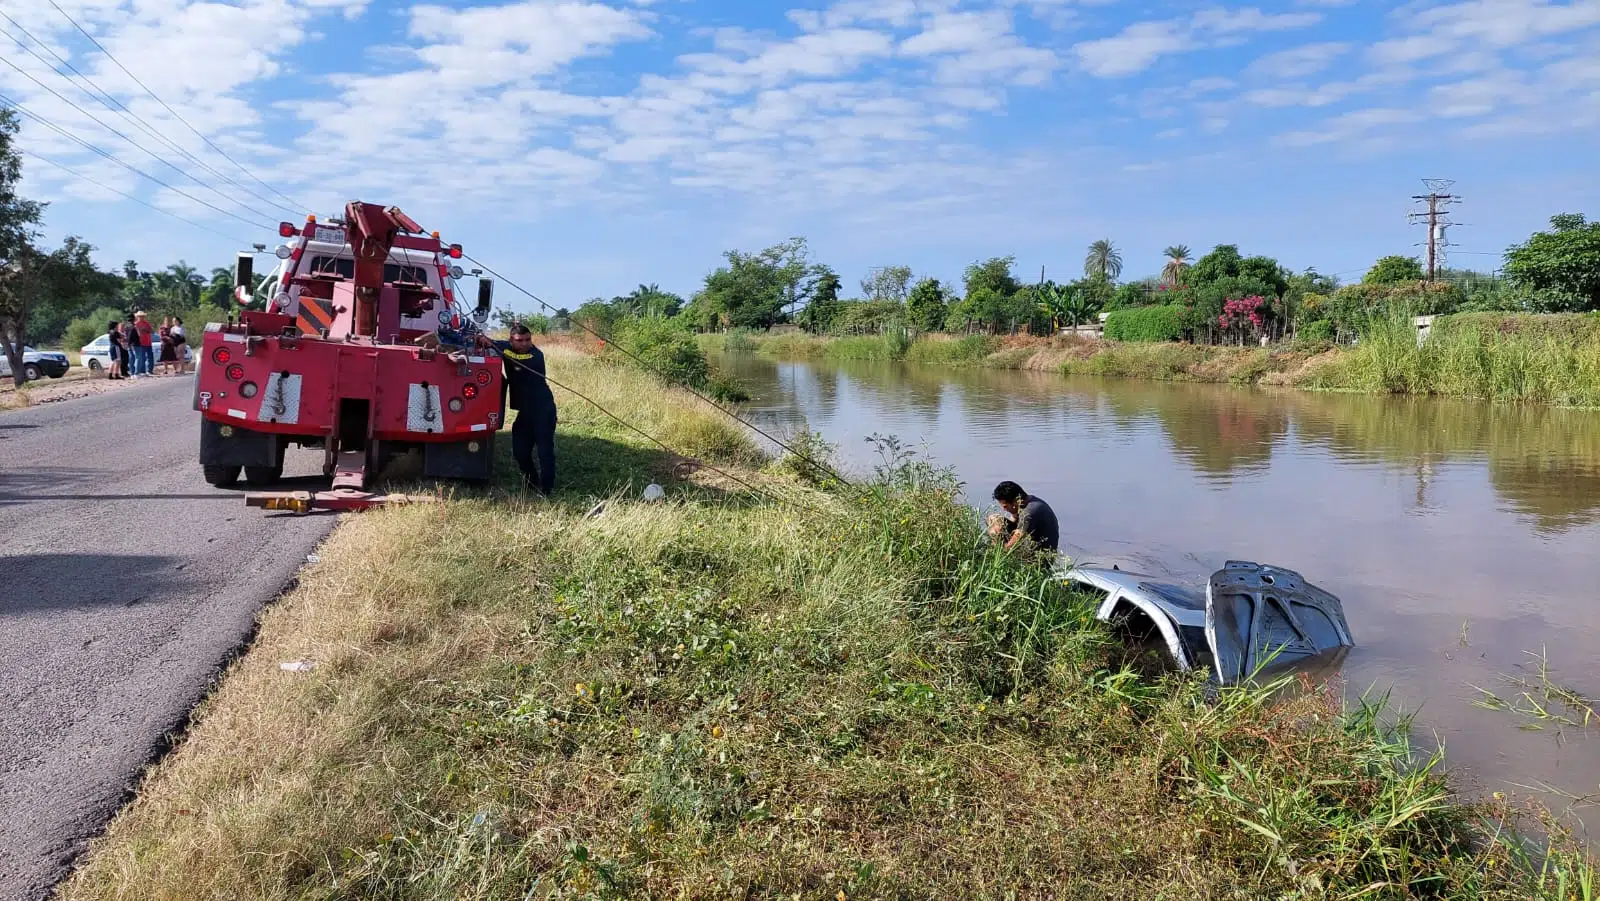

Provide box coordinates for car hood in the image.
[1064,560,1354,686]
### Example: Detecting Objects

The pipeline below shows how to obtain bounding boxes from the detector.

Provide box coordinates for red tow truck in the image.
[193,201,504,512]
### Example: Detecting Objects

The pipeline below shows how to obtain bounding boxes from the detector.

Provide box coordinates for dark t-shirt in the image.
[1015,495,1060,551]
[491,340,556,414]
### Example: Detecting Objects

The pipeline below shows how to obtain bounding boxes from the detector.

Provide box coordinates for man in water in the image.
[988,480,1059,559]
[474,323,557,494]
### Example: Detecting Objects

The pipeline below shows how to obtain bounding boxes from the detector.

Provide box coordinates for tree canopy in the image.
[1503,213,1600,312]
[1363,255,1424,284]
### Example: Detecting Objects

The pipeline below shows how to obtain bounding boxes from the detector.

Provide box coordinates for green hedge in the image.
[1104,304,1185,343]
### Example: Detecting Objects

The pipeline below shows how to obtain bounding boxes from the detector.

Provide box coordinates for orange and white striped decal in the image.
[296,297,336,336]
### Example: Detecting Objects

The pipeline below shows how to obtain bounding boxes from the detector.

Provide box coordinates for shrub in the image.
[610,316,711,389]
[63,306,125,353]
[1104,304,1185,342]
[722,329,757,354]
[1298,319,1333,342]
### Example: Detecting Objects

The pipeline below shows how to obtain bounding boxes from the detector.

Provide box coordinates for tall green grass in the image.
[59,348,1598,900]
[1303,311,1600,405]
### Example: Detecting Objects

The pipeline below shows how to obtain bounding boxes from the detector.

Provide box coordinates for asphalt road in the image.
[0,376,334,899]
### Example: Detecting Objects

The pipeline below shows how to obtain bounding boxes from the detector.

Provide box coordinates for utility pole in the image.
[1408,178,1458,281]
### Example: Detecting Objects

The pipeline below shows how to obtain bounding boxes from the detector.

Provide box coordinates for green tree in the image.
[905,277,948,332]
[167,261,204,307]
[695,237,816,330]
[1503,213,1600,311]
[202,266,234,308]
[1363,255,1425,284]
[1161,244,1191,286]
[860,265,912,305]
[0,107,47,381]
[1107,280,1150,311]
[959,256,1020,332]
[614,282,683,319]
[799,266,843,333]
[1085,238,1123,282]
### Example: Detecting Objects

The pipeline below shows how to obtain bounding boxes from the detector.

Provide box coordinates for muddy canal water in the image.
[718,352,1600,833]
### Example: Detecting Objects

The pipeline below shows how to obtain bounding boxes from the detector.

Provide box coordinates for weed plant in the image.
[60,348,1597,900]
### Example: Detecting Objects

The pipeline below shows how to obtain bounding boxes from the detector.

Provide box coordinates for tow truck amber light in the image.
[278,222,296,238]
[225,363,245,381]
[462,383,479,399]
[212,347,232,365]
[448,244,463,259]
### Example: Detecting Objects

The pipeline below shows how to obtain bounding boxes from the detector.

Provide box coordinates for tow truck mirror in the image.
[234,253,254,304]
[474,278,493,323]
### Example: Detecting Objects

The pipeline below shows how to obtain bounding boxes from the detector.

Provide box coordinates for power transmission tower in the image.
[1408,178,1458,281]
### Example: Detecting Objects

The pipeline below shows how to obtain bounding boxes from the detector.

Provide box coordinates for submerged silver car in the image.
[1062,560,1354,685]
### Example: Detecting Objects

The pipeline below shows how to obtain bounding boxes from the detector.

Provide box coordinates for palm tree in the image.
[1084,239,1122,282]
[166,261,204,306]
[1161,245,1191,286]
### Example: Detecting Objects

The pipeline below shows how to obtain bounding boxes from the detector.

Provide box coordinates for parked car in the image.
[80,334,191,371]
[1062,560,1354,686]
[0,345,71,381]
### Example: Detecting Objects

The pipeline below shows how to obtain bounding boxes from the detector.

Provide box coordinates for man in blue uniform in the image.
[476,323,557,494]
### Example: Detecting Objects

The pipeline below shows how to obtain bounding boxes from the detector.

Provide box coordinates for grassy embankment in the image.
[59,342,1596,899]
[706,311,1600,406]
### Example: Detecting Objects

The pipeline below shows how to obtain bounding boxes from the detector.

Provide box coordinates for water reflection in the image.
[717,351,1600,829]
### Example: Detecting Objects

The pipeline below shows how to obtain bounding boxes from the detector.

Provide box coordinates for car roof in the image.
[1065,566,1208,624]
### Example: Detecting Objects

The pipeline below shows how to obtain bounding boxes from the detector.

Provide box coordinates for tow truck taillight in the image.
[278,222,296,238]
[448,244,462,259]
[462,383,479,399]
[225,364,245,381]
[212,347,232,365]
[475,369,491,385]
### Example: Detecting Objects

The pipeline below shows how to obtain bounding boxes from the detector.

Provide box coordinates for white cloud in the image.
[1075,21,1191,77]
[1073,6,1325,77]
[1275,106,1413,146]
[1247,41,1351,78]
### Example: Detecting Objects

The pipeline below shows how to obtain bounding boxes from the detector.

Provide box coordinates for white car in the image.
[0,345,71,381]
[80,334,192,371]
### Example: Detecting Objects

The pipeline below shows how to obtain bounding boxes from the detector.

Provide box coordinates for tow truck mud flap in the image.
[199,418,281,467]
[423,434,494,481]
[1205,561,1354,685]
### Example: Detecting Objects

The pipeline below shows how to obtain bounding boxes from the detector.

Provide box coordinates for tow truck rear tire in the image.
[204,464,242,487]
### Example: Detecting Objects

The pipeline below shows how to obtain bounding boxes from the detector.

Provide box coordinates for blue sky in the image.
[4,0,1599,315]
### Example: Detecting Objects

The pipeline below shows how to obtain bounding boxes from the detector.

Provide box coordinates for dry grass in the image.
[56,349,1597,900]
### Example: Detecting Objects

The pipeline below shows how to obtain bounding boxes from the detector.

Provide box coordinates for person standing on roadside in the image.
[171,316,188,371]
[132,311,155,377]
[474,323,557,495]
[120,319,139,377]
[106,319,126,380]
[988,480,1060,561]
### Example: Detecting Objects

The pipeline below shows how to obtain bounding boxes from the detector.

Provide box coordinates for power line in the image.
[464,253,857,489]
[43,0,312,214]
[0,43,282,227]
[0,91,273,229]
[0,11,304,219]
[18,147,252,245]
